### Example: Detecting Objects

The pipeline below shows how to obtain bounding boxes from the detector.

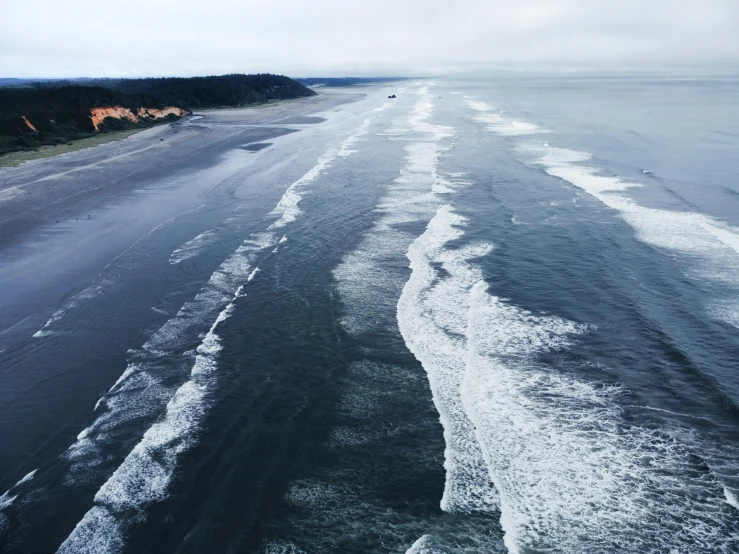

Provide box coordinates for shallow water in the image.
[1,76,739,553]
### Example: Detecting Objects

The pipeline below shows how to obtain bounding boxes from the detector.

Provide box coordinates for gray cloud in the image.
[2,0,738,77]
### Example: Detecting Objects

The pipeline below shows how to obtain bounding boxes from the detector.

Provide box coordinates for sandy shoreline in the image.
[0,88,368,352]
[0,96,321,169]
[0,97,318,169]
[0,128,148,168]
[0,90,362,249]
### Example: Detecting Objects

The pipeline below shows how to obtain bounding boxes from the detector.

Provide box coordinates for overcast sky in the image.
[2,0,738,78]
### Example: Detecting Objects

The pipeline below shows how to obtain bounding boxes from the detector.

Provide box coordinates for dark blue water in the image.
[1,76,739,553]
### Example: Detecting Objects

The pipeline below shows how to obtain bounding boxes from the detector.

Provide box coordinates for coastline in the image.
[0,128,147,168]
[0,95,318,169]
[0,86,368,353]
[0,89,366,246]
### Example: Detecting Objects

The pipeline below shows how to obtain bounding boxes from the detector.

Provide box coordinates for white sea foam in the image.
[462,281,738,553]
[337,384,378,418]
[336,86,502,516]
[534,145,739,258]
[397,205,498,513]
[398,206,738,550]
[270,110,383,226]
[98,306,230,509]
[337,86,500,516]
[33,282,107,338]
[328,426,379,447]
[334,85,455,337]
[405,535,445,554]
[0,492,16,511]
[473,113,543,136]
[465,100,494,112]
[285,479,341,508]
[490,120,543,136]
[267,155,331,228]
[57,114,376,553]
[169,229,218,264]
[464,98,544,136]
[15,469,37,487]
[56,506,124,554]
[725,488,739,510]
[58,298,236,552]
[263,540,307,554]
[66,120,369,468]
[61,290,245,540]
[338,117,373,157]
[0,468,38,526]
[302,91,503,541]
[389,138,738,550]
[527,143,739,327]
[710,301,739,329]
[331,86,496,530]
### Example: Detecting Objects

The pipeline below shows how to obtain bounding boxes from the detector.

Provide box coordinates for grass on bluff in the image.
[0,128,144,167]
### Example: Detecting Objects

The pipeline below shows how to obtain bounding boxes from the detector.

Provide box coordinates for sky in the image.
[2,0,739,78]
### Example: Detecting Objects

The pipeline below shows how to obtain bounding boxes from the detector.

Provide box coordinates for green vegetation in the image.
[96,74,316,109]
[0,128,144,168]
[0,74,315,157]
[0,85,140,155]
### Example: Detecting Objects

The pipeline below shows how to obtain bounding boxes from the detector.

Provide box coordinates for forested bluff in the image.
[0,74,316,156]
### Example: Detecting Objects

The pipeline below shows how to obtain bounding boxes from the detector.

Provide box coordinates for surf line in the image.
[331,84,496,552]
[54,115,379,554]
[528,144,739,330]
[33,201,209,338]
[387,87,500,517]
[462,96,739,330]
[399,199,739,553]
[398,204,499,518]
[409,96,739,553]
[332,83,499,551]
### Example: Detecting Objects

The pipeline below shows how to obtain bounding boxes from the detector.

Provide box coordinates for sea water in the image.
[1,75,739,553]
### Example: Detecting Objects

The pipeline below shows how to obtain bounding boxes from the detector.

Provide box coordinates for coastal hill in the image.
[0,74,316,156]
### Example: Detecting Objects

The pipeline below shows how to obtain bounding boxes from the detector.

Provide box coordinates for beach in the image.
[1,78,739,553]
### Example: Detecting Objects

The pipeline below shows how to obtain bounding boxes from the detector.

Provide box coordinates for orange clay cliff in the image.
[22,116,38,132]
[89,106,189,130]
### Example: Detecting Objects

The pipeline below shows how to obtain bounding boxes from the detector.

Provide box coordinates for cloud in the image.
[1,0,738,77]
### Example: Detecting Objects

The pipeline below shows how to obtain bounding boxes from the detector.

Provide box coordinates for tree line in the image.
[0,74,315,156]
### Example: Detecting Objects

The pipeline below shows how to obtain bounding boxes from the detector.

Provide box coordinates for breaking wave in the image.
[169,229,218,264]
[397,205,498,513]
[526,143,739,329]
[55,115,377,553]
[398,199,739,552]
[464,98,544,136]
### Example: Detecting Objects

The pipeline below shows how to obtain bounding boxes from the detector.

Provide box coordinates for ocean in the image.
[1,75,738,553]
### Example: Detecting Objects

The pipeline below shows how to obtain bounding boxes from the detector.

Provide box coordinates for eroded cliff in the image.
[90,106,189,130]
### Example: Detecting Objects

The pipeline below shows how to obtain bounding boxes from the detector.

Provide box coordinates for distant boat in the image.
[388,94,397,99]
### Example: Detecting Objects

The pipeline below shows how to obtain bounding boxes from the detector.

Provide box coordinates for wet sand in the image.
[0,92,359,249]
[0,89,364,353]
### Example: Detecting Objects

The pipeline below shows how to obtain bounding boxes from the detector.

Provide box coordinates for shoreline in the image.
[0,95,317,169]
[0,85,369,353]
[0,128,148,168]
[0,88,367,251]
